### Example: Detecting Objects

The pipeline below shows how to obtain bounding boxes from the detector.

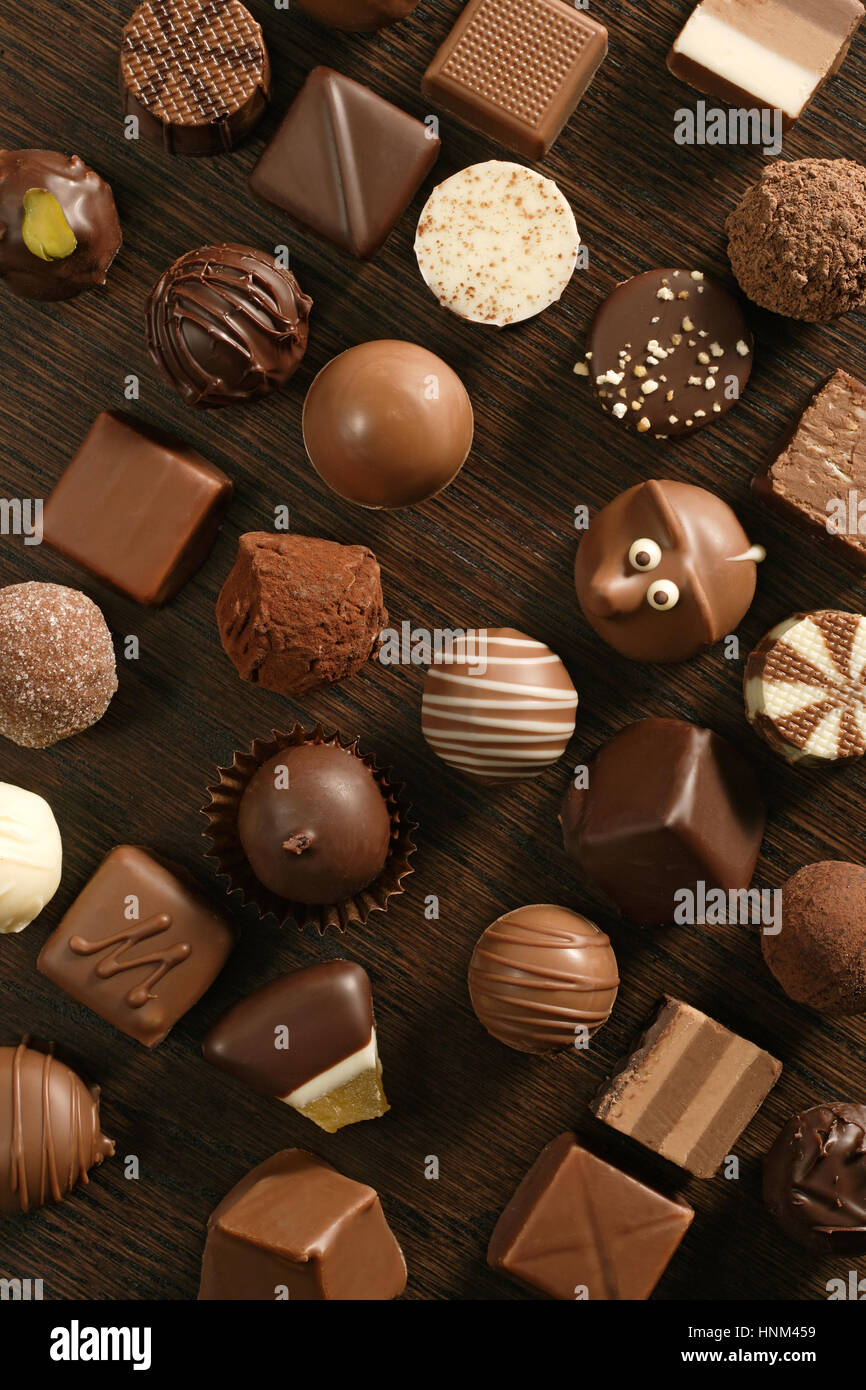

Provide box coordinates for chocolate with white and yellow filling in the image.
[202,960,387,1133]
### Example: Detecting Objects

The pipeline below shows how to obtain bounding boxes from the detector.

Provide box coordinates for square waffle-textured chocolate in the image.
[422,0,607,160]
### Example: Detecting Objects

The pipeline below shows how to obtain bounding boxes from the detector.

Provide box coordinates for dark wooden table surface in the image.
[2,0,866,1302]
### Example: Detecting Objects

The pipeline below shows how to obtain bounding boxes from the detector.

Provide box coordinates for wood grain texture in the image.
[1,0,866,1301]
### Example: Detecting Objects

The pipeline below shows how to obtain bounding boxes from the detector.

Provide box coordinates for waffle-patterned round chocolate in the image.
[120,0,270,156]
[745,610,866,764]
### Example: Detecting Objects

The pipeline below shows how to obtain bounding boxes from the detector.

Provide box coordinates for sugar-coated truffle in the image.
[0,582,117,748]
[0,783,62,933]
[216,532,387,697]
[468,904,619,1053]
[763,861,866,1014]
[764,1103,866,1253]
[727,159,866,321]
[237,743,391,904]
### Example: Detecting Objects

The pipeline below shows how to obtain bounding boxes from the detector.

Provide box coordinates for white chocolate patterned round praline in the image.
[0,782,62,934]
[745,610,866,764]
[421,628,578,783]
[414,160,580,327]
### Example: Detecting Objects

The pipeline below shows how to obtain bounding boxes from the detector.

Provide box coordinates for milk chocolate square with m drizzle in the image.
[38,845,236,1047]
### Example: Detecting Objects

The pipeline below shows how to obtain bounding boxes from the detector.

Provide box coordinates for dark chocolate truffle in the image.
[574,480,764,663]
[727,159,866,322]
[561,718,766,927]
[764,1103,866,1252]
[0,1041,114,1214]
[0,582,117,748]
[763,861,866,1014]
[302,340,473,508]
[145,244,311,407]
[582,268,753,438]
[237,743,391,904]
[216,532,387,697]
[468,904,619,1053]
[0,150,121,301]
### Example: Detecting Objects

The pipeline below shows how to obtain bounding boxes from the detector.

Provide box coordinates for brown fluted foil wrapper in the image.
[202,724,416,933]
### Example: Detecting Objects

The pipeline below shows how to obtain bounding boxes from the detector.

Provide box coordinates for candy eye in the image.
[628,538,662,571]
[647,579,680,611]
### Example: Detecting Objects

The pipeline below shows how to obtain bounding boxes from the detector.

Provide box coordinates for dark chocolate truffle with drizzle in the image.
[145,243,311,407]
[468,904,619,1053]
[0,1041,114,1214]
[764,1103,866,1252]
[581,268,752,438]
[237,743,391,904]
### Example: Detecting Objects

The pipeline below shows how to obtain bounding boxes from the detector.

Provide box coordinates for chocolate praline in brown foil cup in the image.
[202,724,416,933]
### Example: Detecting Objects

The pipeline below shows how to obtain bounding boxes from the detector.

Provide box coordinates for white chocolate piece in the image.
[0,782,62,934]
[414,161,579,327]
[670,0,863,122]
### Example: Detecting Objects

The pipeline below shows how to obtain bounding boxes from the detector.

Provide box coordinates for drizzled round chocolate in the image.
[764,1103,866,1252]
[575,480,763,663]
[582,268,752,438]
[468,904,619,1053]
[145,244,311,407]
[0,150,121,301]
[0,1041,114,1214]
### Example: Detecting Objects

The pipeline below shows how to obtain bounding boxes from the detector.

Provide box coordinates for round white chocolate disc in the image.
[414,160,580,328]
[0,782,62,934]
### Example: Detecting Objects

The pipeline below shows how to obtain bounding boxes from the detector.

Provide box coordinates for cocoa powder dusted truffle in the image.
[216,533,387,697]
[763,861,866,1015]
[0,582,117,748]
[727,159,866,322]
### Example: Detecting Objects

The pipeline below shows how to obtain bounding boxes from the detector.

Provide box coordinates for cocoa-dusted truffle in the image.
[763,861,866,1014]
[216,533,386,697]
[0,582,117,748]
[764,1103,866,1253]
[727,159,866,322]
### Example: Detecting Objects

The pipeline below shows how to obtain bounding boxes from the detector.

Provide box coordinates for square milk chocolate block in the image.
[488,1132,693,1300]
[198,1150,407,1300]
[248,67,440,260]
[755,370,866,571]
[38,845,236,1047]
[668,0,864,129]
[43,411,233,605]
[592,997,782,1179]
[422,0,607,160]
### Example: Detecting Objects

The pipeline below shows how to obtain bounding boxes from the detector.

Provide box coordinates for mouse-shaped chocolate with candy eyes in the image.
[574,479,764,662]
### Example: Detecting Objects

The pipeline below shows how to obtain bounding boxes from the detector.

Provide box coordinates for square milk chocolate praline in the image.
[488,1132,693,1300]
[248,66,440,260]
[37,845,236,1047]
[561,717,766,926]
[198,1150,407,1300]
[42,410,233,605]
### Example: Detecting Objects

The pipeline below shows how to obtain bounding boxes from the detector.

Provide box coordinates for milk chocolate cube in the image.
[43,411,233,605]
[592,997,782,1179]
[668,0,864,129]
[488,1132,693,1300]
[560,717,766,926]
[38,845,236,1047]
[198,1150,407,1300]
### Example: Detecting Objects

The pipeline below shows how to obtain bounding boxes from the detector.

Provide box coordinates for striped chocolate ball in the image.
[468,905,619,1053]
[421,628,578,783]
